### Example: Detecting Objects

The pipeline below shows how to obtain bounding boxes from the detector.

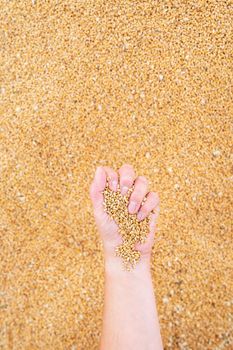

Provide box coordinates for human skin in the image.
[90,164,163,350]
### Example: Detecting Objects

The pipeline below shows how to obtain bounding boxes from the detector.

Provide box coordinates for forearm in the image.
[100,254,163,350]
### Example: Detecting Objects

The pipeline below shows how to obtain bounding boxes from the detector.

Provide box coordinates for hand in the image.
[89,164,160,262]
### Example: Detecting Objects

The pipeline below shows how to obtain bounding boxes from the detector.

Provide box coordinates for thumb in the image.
[90,166,107,213]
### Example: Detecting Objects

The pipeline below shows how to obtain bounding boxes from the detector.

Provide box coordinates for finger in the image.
[147,213,157,244]
[118,163,136,196]
[128,175,148,214]
[149,206,160,234]
[145,209,160,246]
[135,211,159,252]
[103,166,118,191]
[137,191,160,221]
[89,166,107,211]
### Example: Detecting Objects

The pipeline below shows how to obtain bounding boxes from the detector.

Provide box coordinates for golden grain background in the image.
[0,1,233,349]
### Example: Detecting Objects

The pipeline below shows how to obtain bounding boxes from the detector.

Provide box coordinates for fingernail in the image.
[137,212,144,221]
[112,180,118,191]
[128,201,137,214]
[121,186,129,196]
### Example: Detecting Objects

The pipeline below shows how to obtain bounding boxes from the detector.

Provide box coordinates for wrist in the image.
[104,251,151,275]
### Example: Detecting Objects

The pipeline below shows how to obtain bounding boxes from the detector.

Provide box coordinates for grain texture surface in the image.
[0,1,232,349]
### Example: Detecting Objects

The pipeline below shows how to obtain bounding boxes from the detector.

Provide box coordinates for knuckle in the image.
[141,202,151,213]
[150,191,160,203]
[138,175,148,184]
[130,193,142,203]
[120,176,131,186]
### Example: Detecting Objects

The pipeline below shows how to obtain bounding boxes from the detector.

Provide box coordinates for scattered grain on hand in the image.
[103,181,149,271]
